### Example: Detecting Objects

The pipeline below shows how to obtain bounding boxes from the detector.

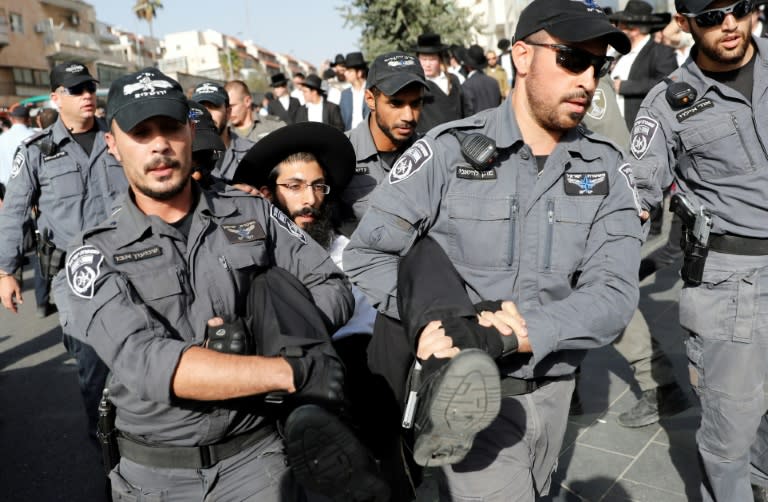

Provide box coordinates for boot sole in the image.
[284,404,390,502]
[413,349,501,467]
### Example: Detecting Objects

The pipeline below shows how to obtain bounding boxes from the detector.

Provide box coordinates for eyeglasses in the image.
[682,0,754,28]
[525,42,614,78]
[59,81,97,96]
[276,182,331,195]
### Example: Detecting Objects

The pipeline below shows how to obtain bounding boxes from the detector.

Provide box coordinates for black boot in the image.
[618,382,692,428]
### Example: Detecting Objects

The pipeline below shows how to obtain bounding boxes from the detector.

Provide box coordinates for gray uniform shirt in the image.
[0,118,127,272]
[213,128,256,181]
[632,37,768,237]
[53,185,354,445]
[234,115,286,143]
[343,103,642,379]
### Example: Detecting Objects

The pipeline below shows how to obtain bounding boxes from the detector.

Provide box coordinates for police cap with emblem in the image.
[367,51,429,96]
[188,100,225,153]
[191,82,229,107]
[674,0,717,13]
[514,0,631,55]
[233,122,355,192]
[106,68,189,132]
[50,61,98,91]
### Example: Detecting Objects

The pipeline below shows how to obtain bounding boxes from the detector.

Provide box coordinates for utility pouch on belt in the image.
[669,193,712,286]
[36,228,65,281]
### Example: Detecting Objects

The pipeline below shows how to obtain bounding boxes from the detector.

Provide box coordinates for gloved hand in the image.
[440,316,511,358]
[473,300,520,356]
[205,317,255,355]
[282,346,345,406]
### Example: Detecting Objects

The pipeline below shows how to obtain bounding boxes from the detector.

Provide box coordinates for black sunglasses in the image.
[682,0,754,28]
[61,81,97,96]
[526,42,614,78]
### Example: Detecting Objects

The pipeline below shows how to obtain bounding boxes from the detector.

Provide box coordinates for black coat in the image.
[462,71,501,117]
[267,96,301,124]
[294,100,345,132]
[617,41,678,129]
[417,73,464,134]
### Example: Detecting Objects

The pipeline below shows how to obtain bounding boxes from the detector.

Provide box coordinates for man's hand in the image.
[613,78,622,93]
[640,210,650,222]
[231,183,261,196]
[0,274,22,313]
[416,320,460,361]
[477,301,531,353]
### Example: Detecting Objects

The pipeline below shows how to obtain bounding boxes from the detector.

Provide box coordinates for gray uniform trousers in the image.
[110,432,300,502]
[680,251,768,502]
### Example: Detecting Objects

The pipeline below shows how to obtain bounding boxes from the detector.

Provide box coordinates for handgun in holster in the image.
[669,193,712,286]
[97,387,120,476]
[36,228,65,282]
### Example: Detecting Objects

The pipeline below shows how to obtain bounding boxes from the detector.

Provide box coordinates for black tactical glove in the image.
[282,346,345,406]
[206,317,254,355]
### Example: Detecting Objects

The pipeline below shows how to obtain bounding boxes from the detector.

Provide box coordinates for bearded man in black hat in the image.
[609,0,679,129]
[414,33,466,133]
[460,44,502,115]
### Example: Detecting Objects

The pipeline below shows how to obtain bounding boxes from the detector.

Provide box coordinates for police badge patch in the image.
[586,88,606,120]
[221,220,266,243]
[564,172,608,195]
[10,150,24,179]
[270,205,307,244]
[66,245,104,299]
[630,117,659,160]
[389,139,432,184]
[618,163,642,215]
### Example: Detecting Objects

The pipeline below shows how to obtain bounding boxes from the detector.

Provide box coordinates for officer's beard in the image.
[273,199,335,249]
[136,156,190,201]
[375,113,416,148]
[526,70,592,132]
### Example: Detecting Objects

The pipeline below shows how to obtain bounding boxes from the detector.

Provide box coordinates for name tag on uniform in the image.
[676,98,714,123]
[456,166,497,180]
[113,246,163,264]
[355,165,369,175]
[221,220,266,243]
[564,172,608,196]
[43,152,67,162]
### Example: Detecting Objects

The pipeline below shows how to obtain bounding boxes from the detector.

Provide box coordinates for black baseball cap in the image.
[106,68,189,132]
[674,0,716,13]
[191,82,229,107]
[188,100,224,153]
[514,0,631,55]
[366,52,428,96]
[9,105,29,118]
[50,61,98,91]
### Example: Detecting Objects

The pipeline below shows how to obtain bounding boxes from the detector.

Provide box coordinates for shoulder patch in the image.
[586,87,607,120]
[630,117,659,160]
[564,172,608,195]
[66,245,104,299]
[270,205,307,244]
[618,163,642,215]
[221,220,266,243]
[10,149,24,179]
[389,139,433,184]
[675,98,714,123]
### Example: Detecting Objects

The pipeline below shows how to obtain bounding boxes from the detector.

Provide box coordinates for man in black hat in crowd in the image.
[339,52,370,131]
[295,74,345,131]
[267,72,301,124]
[0,61,128,442]
[414,33,465,134]
[191,81,255,182]
[460,44,502,116]
[497,38,515,86]
[609,0,678,129]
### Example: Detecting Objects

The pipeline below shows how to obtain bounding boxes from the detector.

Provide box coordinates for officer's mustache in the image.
[563,89,593,104]
[144,156,182,174]
[291,206,321,219]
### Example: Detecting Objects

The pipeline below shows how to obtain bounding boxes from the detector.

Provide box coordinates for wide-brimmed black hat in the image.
[497,38,511,51]
[107,68,188,132]
[233,122,355,191]
[609,0,671,30]
[515,0,630,55]
[188,100,224,153]
[413,33,448,54]
[463,45,488,70]
[270,73,289,87]
[330,53,346,67]
[344,52,367,69]
[50,61,98,91]
[302,74,326,94]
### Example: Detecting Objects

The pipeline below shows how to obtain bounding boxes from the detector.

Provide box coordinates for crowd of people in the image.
[1,0,768,500]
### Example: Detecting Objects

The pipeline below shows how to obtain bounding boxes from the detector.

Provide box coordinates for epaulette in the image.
[22,129,51,147]
[262,115,284,123]
[576,123,622,152]
[81,223,116,241]
[428,114,487,140]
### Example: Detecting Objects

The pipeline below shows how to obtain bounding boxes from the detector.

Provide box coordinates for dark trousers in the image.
[62,333,109,439]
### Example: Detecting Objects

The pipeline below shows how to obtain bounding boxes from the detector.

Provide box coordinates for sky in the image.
[88,1,362,68]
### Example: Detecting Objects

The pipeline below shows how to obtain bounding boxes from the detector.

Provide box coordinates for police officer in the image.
[0,61,127,437]
[343,1,641,499]
[341,52,428,228]
[631,1,768,500]
[53,68,354,500]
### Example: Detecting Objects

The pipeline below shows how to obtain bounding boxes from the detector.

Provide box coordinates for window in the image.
[12,68,47,87]
[9,12,22,33]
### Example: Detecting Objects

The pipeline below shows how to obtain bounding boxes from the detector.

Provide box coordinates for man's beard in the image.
[692,28,751,66]
[274,199,335,249]
[375,113,415,148]
[135,156,190,201]
[525,64,592,132]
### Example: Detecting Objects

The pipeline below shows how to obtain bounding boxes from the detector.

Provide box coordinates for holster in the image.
[97,388,120,476]
[36,239,65,282]
[680,229,708,287]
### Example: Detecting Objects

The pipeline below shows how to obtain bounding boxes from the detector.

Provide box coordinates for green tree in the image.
[339,0,484,57]
[133,0,163,39]
[219,48,243,80]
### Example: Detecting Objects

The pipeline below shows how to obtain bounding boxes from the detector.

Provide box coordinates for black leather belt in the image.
[117,424,275,469]
[500,375,568,397]
[709,234,768,256]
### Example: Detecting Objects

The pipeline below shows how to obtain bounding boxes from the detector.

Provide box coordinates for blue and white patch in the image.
[270,205,307,244]
[66,245,104,299]
[389,139,432,184]
[10,150,24,179]
[586,88,606,121]
[630,117,659,160]
[221,220,266,243]
[619,163,642,215]
[564,172,608,195]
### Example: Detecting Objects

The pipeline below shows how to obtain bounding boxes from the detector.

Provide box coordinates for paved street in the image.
[1,221,701,501]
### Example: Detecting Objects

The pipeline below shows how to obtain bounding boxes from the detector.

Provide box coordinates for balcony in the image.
[0,21,9,48]
[40,0,85,10]
[43,26,100,62]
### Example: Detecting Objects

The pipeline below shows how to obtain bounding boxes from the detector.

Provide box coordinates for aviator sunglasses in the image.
[60,81,98,96]
[682,0,754,28]
[525,42,614,78]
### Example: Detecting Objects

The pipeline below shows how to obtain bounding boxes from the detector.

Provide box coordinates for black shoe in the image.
[36,304,55,319]
[569,386,584,416]
[412,349,501,467]
[284,404,390,502]
[638,259,658,281]
[618,383,692,428]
